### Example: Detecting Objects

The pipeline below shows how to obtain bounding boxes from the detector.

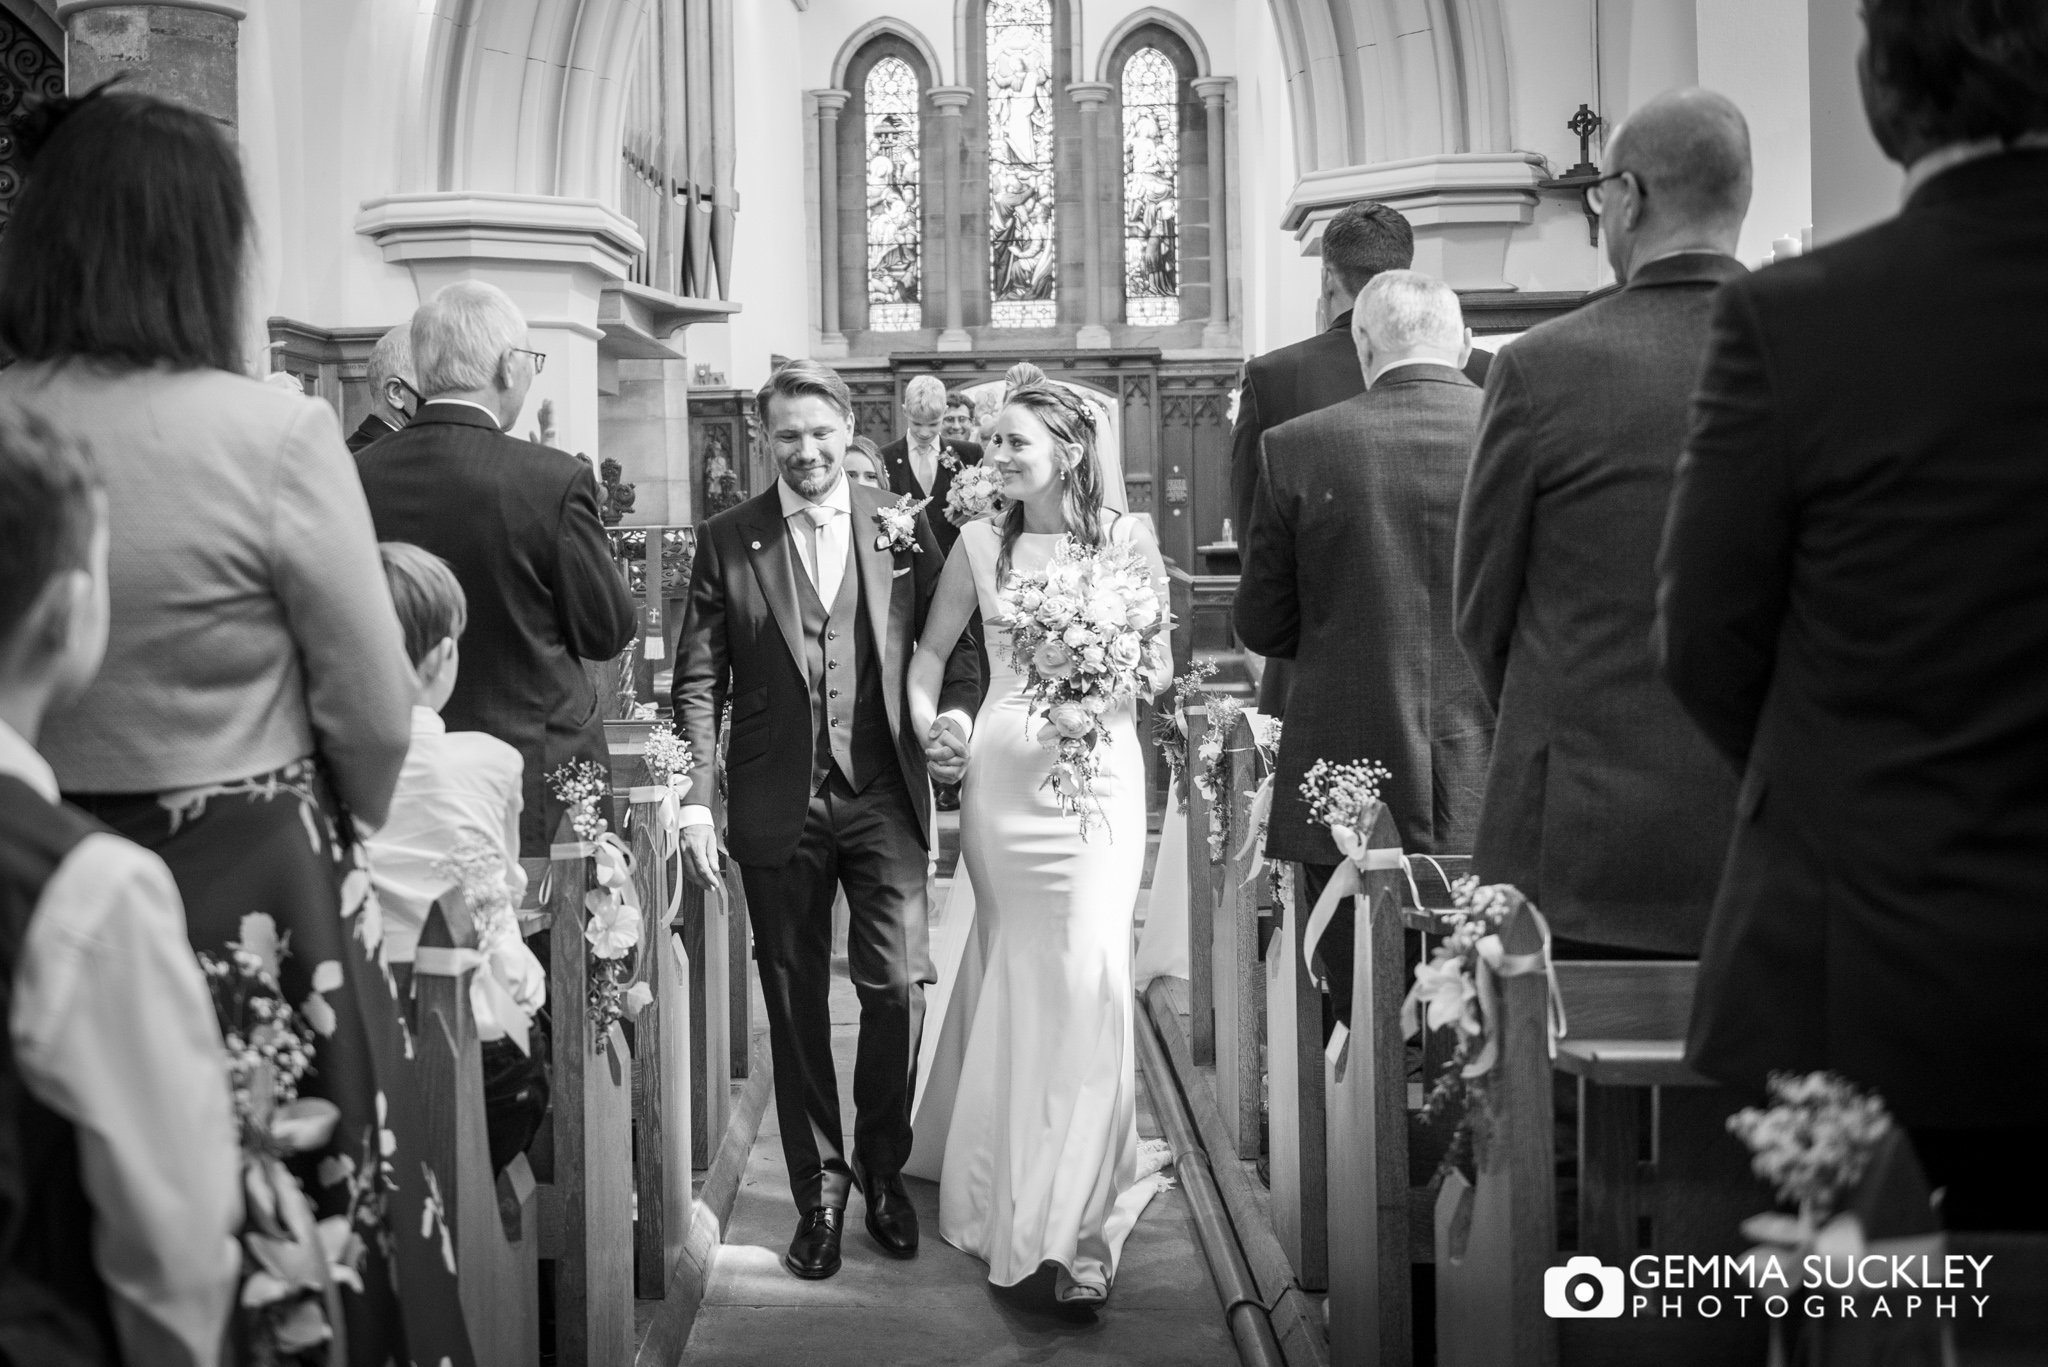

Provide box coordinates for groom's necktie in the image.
[793,502,844,606]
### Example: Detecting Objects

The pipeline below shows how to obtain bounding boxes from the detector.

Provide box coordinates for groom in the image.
[671,359,982,1280]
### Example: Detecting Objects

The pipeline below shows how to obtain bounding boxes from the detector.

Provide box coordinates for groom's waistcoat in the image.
[792,535,894,794]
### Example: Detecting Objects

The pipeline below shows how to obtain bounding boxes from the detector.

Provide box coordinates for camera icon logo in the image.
[1544,1256,1625,1318]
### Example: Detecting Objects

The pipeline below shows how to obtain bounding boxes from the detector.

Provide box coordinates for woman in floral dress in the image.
[0,87,473,1366]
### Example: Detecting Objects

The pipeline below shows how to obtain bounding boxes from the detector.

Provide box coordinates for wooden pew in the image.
[625,790,693,1300]
[1271,867,1330,1290]
[414,890,540,1367]
[1434,914,1763,1367]
[1324,801,1413,1367]
[1212,710,1266,1159]
[536,817,635,1366]
[1182,703,1218,1067]
[681,860,733,1168]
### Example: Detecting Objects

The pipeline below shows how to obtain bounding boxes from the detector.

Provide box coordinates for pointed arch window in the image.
[864,57,922,331]
[1120,47,1179,325]
[985,0,1056,327]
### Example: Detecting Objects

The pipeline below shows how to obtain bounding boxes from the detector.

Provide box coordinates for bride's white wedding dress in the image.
[905,516,1169,1289]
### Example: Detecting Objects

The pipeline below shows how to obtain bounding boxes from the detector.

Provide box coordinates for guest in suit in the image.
[1236,272,1494,1031]
[1230,201,1491,713]
[941,390,977,445]
[0,408,241,1367]
[879,374,983,557]
[345,321,419,454]
[357,281,637,855]
[1454,89,1752,958]
[1658,0,2048,1229]
[671,361,982,1278]
[0,88,474,1364]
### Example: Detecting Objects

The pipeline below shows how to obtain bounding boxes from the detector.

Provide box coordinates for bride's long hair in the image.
[995,382,1109,583]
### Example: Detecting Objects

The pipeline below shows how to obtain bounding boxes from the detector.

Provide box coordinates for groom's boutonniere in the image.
[874,493,930,553]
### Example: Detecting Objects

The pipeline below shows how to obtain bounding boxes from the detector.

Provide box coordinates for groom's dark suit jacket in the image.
[671,480,982,867]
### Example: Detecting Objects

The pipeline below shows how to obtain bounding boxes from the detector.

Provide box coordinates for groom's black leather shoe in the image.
[853,1162,919,1257]
[784,1207,844,1280]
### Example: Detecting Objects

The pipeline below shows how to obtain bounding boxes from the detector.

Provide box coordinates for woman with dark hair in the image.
[904,384,1173,1306]
[843,434,893,492]
[0,90,475,1364]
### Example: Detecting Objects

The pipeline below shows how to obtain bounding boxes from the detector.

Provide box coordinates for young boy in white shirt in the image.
[0,408,241,1366]
[366,541,549,1172]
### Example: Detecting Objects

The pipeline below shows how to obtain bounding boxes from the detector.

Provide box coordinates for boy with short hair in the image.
[366,541,548,1172]
[0,406,241,1366]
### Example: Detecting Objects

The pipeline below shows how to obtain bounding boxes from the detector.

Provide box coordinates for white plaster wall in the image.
[1599,0,1698,122]
[1237,0,1318,358]
[691,0,812,393]
[1696,0,1812,264]
[1806,0,1899,245]
[1502,0,1600,176]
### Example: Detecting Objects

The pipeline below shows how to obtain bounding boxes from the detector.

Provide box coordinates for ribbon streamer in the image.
[412,945,535,1056]
[1233,772,1275,886]
[1300,842,1409,993]
[625,780,688,922]
[1457,906,1567,1080]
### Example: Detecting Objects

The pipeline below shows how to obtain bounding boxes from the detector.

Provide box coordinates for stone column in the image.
[58,0,244,126]
[1192,76,1235,350]
[1067,81,1114,349]
[929,86,973,352]
[811,89,851,358]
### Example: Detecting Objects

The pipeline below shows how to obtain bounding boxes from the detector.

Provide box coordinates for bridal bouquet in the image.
[945,463,1007,525]
[993,536,1163,838]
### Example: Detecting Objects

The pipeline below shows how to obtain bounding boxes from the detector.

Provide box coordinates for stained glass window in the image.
[986,0,1056,328]
[865,57,922,331]
[1121,47,1179,326]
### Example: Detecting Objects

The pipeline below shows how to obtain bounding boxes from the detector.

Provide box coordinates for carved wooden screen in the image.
[0,11,63,239]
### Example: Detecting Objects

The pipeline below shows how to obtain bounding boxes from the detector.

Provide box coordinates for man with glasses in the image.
[345,322,421,454]
[1453,87,1752,959]
[357,280,636,855]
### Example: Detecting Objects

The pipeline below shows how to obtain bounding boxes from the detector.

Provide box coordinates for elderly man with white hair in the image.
[345,321,420,454]
[1235,269,1495,1036]
[357,279,636,854]
[878,373,982,557]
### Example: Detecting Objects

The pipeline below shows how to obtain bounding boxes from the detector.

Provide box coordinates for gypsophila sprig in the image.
[640,721,694,786]
[548,759,608,841]
[993,535,1165,839]
[1727,1072,1894,1222]
[1300,757,1394,835]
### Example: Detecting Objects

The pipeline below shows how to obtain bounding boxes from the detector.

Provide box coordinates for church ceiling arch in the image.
[408,0,655,205]
[1263,0,1509,173]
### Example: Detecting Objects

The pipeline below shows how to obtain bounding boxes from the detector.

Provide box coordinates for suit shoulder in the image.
[701,490,774,542]
[1245,327,1348,387]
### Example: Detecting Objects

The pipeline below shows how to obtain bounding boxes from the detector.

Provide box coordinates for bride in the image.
[905,382,1174,1306]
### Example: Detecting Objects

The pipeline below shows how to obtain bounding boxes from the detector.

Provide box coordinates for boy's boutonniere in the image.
[874,493,930,553]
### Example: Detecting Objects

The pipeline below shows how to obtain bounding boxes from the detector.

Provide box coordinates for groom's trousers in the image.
[738,764,936,1213]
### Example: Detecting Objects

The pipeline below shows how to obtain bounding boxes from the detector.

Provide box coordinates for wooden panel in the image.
[627,795,693,1300]
[1326,802,1413,1367]
[1552,961,1697,1041]
[1207,709,1262,1156]
[540,819,635,1367]
[1555,1039,1713,1087]
[1183,704,1217,1067]
[728,880,752,1078]
[1268,865,1329,1290]
[415,892,539,1367]
[680,870,732,1168]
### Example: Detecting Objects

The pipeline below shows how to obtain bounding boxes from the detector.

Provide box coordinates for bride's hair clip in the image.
[1011,381,1097,436]
[8,76,128,165]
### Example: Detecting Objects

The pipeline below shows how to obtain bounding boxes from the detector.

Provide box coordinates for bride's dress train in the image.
[905,518,1169,1289]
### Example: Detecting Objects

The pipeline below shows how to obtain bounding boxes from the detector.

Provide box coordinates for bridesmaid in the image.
[0,89,475,1367]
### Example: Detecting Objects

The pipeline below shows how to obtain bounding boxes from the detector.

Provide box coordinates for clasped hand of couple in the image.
[675,717,971,892]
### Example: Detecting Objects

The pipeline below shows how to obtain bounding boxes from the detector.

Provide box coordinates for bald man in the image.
[345,322,420,454]
[1453,88,1752,957]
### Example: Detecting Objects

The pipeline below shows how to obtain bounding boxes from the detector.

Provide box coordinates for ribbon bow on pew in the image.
[624,777,690,923]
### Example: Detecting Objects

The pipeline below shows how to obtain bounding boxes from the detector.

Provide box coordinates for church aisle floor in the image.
[683,822,1238,1366]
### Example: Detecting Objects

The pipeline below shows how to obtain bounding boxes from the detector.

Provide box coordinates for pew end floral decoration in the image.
[1196,694,1246,860]
[945,463,1008,526]
[873,493,930,553]
[1152,662,1218,815]
[1402,878,1526,1183]
[201,912,351,1364]
[548,760,643,1054]
[433,833,543,1055]
[1727,1071,1898,1292]
[994,536,1164,839]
